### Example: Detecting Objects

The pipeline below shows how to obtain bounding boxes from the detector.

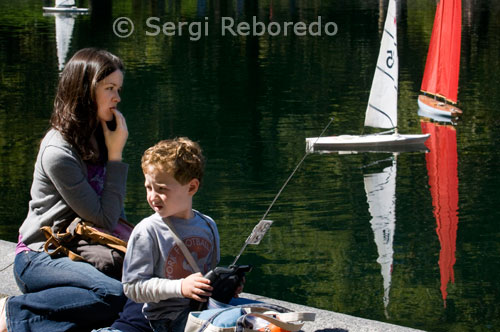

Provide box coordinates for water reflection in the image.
[421,119,459,307]
[42,0,90,70]
[43,12,75,71]
[363,154,396,318]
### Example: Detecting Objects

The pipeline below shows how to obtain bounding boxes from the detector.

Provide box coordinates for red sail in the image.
[420,0,462,104]
[421,121,459,306]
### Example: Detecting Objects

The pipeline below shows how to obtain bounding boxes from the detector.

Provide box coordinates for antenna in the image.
[231,117,334,265]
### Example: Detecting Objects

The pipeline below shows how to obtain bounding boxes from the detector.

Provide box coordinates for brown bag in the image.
[41,217,132,279]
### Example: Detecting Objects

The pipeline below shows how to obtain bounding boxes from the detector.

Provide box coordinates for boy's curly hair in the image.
[141,137,205,185]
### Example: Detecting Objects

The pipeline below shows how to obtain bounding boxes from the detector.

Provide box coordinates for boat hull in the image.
[43,6,89,13]
[418,95,462,118]
[306,133,430,153]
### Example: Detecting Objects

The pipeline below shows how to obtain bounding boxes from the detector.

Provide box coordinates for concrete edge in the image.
[0,240,425,331]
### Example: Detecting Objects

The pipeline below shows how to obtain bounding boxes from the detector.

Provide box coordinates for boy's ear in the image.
[188,178,200,196]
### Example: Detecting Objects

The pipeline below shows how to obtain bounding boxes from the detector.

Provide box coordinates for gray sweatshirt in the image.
[19,129,128,251]
[122,211,220,321]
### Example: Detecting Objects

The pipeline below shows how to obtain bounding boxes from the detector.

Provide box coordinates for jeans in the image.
[6,250,126,331]
[92,298,261,332]
[149,308,190,332]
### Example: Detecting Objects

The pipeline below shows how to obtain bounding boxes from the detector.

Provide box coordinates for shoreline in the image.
[0,240,424,331]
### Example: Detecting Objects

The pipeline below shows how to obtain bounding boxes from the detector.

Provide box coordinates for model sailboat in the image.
[306,0,429,152]
[43,0,89,13]
[418,0,462,117]
[364,155,397,317]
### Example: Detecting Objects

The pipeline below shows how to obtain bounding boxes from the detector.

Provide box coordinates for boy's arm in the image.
[123,222,184,303]
[123,278,183,303]
[124,273,213,303]
[122,217,214,304]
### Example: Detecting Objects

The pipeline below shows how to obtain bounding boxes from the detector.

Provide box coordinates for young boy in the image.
[122,138,220,332]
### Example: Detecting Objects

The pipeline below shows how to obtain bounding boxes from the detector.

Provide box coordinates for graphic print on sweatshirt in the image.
[164,236,212,278]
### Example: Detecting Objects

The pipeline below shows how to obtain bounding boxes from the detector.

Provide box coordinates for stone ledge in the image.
[0,240,424,332]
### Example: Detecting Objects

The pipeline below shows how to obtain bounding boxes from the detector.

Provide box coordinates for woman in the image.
[0,48,129,332]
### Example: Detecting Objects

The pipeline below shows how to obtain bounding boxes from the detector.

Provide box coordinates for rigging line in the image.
[362,128,395,136]
[359,155,394,170]
[260,117,335,222]
[373,128,396,135]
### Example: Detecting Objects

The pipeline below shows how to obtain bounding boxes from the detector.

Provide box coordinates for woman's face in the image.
[95,69,123,122]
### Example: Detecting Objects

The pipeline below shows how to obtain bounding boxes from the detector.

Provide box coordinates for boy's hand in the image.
[181,272,213,302]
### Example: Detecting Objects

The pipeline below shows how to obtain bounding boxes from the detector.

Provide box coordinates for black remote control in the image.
[190,265,252,311]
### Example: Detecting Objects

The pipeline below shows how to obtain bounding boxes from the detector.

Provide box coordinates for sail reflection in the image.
[43,0,88,71]
[421,120,459,307]
[363,154,397,317]
[54,14,75,71]
[43,12,76,71]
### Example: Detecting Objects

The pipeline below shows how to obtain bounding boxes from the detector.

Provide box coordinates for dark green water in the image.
[1,0,499,330]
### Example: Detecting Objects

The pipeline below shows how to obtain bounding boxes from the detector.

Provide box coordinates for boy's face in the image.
[144,166,199,220]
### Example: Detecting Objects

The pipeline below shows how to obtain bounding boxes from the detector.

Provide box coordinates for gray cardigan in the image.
[19,129,128,251]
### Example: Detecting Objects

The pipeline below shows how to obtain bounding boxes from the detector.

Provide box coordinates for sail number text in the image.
[386,50,395,68]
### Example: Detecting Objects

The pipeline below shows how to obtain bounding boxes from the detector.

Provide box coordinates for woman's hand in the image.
[181,272,213,302]
[101,109,128,161]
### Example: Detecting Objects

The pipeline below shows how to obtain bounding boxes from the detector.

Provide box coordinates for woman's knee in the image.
[13,251,42,293]
[90,272,124,300]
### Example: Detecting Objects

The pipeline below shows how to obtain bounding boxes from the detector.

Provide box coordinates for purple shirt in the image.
[87,163,106,196]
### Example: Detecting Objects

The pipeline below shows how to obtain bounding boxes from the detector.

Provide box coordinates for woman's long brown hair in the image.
[50,48,124,163]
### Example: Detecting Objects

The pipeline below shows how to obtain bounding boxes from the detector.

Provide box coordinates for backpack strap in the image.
[40,225,85,261]
[71,219,128,253]
[41,217,129,261]
[236,312,313,332]
[163,217,201,273]
[193,210,218,269]
[163,211,219,273]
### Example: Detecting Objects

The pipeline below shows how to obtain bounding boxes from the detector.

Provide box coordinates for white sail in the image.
[364,155,397,312]
[55,14,75,71]
[304,0,430,152]
[365,0,398,129]
[55,0,76,7]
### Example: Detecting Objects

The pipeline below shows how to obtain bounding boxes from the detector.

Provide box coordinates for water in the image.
[1,0,499,330]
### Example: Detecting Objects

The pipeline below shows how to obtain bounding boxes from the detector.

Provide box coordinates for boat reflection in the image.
[363,154,397,318]
[420,118,459,307]
[310,144,428,316]
[43,2,88,71]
